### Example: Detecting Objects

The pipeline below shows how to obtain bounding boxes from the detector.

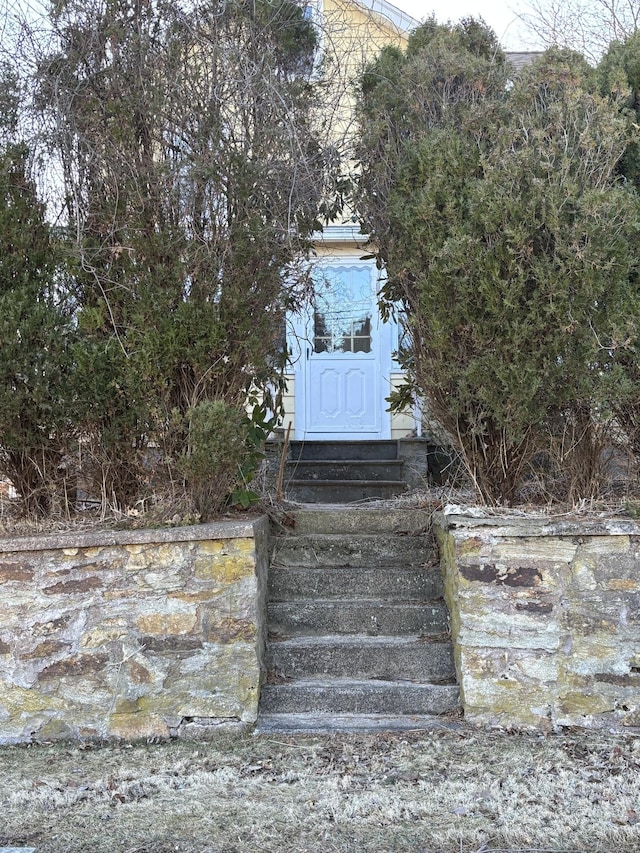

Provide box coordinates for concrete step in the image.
[283,507,430,536]
[268,564,443,602]
[266,636,456,682]
[287,460,405,482]
[271,532,433,569]
[285,480,406,503]
[289,440,399,462]
[259,678,460,715]
[255,712,462,734]
[267,599,450,637]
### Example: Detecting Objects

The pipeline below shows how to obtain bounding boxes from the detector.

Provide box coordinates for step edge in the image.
[261,677,460,689]
[254,712,462,733]
[286,479,407,486]
[265,634,452,646]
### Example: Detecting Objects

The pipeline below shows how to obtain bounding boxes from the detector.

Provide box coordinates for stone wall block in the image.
[490,537,578,565]
[436,510,640,732]
[0,518,269,743]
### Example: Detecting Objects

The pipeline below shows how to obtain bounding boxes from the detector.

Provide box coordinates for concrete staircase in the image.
[285,440,407,503]
[257,507,460,733]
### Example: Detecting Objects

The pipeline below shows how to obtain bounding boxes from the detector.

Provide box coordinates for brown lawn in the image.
[0,726,639,852]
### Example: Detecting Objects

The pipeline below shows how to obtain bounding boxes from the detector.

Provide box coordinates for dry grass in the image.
[1,728,640,852]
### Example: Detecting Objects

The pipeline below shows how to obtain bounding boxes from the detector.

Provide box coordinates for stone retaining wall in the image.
[0,517,269,743]
[435,508,640,732]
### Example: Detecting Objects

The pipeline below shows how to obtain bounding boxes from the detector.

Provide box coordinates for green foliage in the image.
[597,33,640,189]
[31,0,332,514]
[177,401,253,519]
[596,34,640,464]
[357,29,640,504]
[0,142,76,515]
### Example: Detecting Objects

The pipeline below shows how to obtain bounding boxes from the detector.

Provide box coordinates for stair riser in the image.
[268,566,443,601]
[268,601,450,637]
[267,642,456,682]
[271,534,433,569]
[287,461,404,482]
[286,482,406,502]
[260,683,460,715]
[256,714,461,733]
[288,508,430,536]
[289,441,398,462]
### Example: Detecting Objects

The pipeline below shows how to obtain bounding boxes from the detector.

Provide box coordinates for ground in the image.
[1,727,639,852]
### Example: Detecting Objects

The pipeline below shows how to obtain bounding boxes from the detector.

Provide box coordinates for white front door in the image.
[290,258,393,440]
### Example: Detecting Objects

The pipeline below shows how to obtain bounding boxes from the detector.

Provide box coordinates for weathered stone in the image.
[622,708,640,726]
[169,590,220,603]
[128,661,153,684]
[605,578,640,591]
[43,576,103,595]
[194,540,255,581]
[459,563,543,587]
[36,719,76,741]
[0,564,34,583]
[594,672,640,686]
[454,536,484,559]
[568,559,598,591]
[40,653,108,679]
[558,691,616,716]
[0,685,65,713]
[0,518,268,743]
[139,635,204,652]
[80,626,129,647]
[437,510,640,732]
[490,536,578,565]
[32,614,72,636]
[22,640,71,660]
[108,712,170,740]
[136,611,198,636]
[515,600,553,614]
[204,616,256,643]
[139,570,184,592]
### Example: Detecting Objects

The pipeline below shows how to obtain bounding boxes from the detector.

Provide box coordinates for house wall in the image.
[435,509,640,732]
[0,518,269,743]
[321,0,412,147]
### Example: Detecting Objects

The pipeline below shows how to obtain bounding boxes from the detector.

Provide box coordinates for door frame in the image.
[288,239,395,441]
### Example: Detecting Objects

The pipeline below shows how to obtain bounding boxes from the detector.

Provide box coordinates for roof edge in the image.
[351,0,421,34]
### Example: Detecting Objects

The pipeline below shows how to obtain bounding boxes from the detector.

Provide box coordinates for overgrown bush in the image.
[176,402,250,520]
[597,33,640,478]
[0,137,77,516]
[356,23,640,504]
[20,0,336,517]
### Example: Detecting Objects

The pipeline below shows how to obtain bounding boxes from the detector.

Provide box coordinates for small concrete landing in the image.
[255,712,461,734]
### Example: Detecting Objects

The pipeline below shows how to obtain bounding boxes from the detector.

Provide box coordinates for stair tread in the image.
[263,676,456,687]
[272,531,428,542]
[289,459,402,465]
[268,634,451,646]
[269,597,441,604]
[289,476,405,487]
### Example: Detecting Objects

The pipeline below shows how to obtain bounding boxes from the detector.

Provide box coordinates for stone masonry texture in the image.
[0,518,269,743]
[435,509,640,732]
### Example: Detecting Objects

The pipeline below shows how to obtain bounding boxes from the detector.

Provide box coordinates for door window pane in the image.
[312,266,372,355]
